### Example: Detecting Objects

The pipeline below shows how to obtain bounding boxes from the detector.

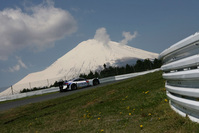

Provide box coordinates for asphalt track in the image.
[0,80,118,112]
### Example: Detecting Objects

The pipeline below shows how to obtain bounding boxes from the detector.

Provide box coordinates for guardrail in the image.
[0,87,59,102]
[159,32,199,123]
[0,69,160,102]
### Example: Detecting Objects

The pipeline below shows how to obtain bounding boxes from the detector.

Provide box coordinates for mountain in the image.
[0,39,158,96]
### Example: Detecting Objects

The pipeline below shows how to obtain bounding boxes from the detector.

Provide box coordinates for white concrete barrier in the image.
[0,87,59,102]
[159,32,199,123]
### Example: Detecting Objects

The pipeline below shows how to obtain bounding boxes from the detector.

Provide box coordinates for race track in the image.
[0,80,117,112]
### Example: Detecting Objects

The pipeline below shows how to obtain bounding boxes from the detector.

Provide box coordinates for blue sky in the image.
[1,0,199,88]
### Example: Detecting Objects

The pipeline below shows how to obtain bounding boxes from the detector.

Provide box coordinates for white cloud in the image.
[120,31,138,45]
[0,0,77,60]
[16,56,27,69]
[94,27,110,45]
[8,56,27,72]
[93,28,138,47]
[9,64,20,73]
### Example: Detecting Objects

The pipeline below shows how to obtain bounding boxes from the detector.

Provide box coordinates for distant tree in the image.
[107,66,115,76]
[87,71,94,79]
[126,64,132,73]
[80,73,87,78]
[134,59,144,72]
[51,81,59,87]
[103,64,107,69]
[143,59,152,70]
[153,58,162,69]
[78,58,163,80]
[94,71,100,78]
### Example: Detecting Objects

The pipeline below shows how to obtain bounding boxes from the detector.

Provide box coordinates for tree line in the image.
[79,58,162,79]
[20,82,60,93]
[20,58,162,93]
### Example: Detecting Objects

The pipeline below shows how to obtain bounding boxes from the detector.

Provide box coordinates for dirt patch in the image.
[82,99,100,108]
[106,89,117,96]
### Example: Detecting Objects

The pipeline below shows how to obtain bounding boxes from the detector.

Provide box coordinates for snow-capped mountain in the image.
[0,28,158,96]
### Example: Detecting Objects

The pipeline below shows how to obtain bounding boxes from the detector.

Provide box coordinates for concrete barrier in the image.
[0,87,59,102]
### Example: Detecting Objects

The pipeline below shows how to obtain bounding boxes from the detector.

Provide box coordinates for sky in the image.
[1,0,199,88]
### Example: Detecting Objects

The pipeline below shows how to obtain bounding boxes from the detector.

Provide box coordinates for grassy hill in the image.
[0,71,199,133]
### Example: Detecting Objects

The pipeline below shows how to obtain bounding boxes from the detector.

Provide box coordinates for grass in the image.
[0,71,199,133]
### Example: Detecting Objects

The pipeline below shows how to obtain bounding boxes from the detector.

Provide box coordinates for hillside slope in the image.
[18,40,158,83]
[1,71,199,133]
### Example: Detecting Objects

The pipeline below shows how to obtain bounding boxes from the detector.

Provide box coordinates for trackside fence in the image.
[0,76,66,97]
[159,32,199,123]
[0,87,59,102]
[0,69,159,102]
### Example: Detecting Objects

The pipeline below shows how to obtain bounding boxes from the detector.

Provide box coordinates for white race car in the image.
[59,78,100,92]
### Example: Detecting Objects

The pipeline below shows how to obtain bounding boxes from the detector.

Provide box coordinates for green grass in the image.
[0,71,199,133]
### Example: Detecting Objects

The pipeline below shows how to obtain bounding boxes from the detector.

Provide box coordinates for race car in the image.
[58,78,100,92]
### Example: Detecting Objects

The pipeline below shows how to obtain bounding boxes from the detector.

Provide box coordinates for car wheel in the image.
[93,79,99,86]
[71,84,77,90]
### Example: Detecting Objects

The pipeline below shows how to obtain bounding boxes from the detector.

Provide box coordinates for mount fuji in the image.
[0,28,158,96]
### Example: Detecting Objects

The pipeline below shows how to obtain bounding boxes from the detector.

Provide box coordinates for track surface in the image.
[0,81,118,112]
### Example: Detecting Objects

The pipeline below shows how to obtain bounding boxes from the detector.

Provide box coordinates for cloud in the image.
[16,56,27,69]
[9,64,20,73]
[8,56,27,72]
[0,0,77,60]
[94,27,110,45]
[93,28,137,47]
[120,31,138,45]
